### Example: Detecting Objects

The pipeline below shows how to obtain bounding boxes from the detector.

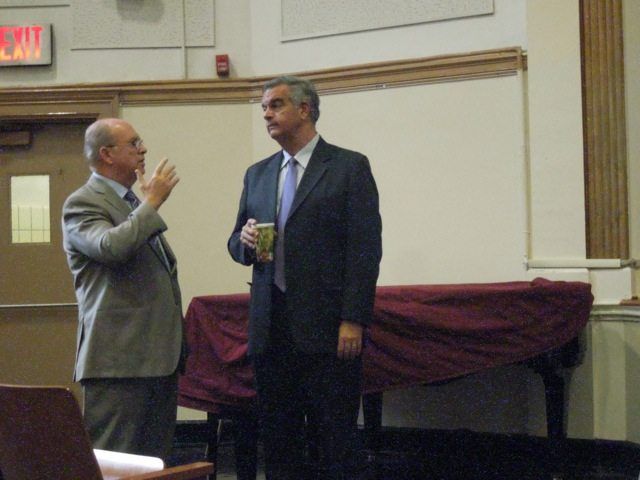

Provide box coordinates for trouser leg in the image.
[81,373,178,460]
[253,351,308,480]
[304,354,363,480]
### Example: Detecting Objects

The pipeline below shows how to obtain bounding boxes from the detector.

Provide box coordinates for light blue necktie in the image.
[274,158,298,291]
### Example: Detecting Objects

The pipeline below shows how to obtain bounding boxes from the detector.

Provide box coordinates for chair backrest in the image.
[0,384,103,480]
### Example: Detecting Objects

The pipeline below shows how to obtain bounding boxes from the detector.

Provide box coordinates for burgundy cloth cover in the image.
[178,278,593,413]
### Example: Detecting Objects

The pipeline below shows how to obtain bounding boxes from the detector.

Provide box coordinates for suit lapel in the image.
[88,176,130,217]
[289,138,329,219]
[264,152,282,221]
[89,176,174,273]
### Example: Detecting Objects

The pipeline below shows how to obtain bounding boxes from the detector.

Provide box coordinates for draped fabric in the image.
[178,278,593,413]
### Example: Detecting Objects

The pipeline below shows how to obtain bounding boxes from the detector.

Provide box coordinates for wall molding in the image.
[590,305,640,323]
[0,47,524,112]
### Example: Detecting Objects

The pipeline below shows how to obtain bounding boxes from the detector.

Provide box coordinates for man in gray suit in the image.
[62,118,183,460]
[228,76,382,479]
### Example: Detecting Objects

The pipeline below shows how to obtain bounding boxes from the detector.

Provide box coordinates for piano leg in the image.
[205,412,220,480]
[540,367,566,441]
[527,336,583,478]
[531,336,582,437]
[205,407,259,480]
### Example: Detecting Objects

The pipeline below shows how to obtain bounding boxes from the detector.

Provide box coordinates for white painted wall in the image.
[249,0,526,77]
[0,0,525,85]
[0,0,253,85]
[122,72,527,318]
[122,103,255,301]
[526,0,585,260]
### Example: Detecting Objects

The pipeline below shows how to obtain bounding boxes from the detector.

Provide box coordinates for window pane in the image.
[11,175,50,244]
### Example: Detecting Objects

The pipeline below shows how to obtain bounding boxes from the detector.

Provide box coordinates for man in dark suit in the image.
[228,76,382,479]
[62,118,183,460]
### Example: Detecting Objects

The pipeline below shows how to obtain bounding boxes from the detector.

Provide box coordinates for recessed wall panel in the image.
[72,0,214,49]
[281,0,494,41]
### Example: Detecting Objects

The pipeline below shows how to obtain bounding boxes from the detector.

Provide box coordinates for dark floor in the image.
[170,422,640,480]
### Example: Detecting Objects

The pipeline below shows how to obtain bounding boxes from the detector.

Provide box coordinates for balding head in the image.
[84,118,130,169]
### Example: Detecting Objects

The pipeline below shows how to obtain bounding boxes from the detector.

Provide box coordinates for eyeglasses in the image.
[106,138,145,150]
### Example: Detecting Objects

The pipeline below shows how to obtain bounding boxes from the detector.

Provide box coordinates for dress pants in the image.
[81,372,178,460]
[253,286,363,480]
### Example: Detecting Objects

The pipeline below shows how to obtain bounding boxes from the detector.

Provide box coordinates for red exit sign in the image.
[0,24,52,67]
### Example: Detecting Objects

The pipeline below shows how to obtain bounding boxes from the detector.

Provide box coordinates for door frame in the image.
[0,92,118,123]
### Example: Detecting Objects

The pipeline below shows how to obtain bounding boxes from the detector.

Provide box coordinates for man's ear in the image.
[299,102,311,119]
[98,146,113,165]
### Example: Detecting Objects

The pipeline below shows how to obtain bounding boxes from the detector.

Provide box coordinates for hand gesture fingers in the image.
[154,158,179,187]
[135,168,147,190]
[139,157,179,210]
[154,157,169,176]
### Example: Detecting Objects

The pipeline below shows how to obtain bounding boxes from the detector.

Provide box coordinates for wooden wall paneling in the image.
[581,0,629,258]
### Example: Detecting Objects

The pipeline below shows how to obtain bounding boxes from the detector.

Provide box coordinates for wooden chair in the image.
[0,384,213,480]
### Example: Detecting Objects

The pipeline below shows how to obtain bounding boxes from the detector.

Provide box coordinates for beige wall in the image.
[122,103,255,301]
[526,0,585,259]
[122,74,529,309]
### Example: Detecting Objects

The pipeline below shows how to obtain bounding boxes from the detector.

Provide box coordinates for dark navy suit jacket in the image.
[228,137,382,355]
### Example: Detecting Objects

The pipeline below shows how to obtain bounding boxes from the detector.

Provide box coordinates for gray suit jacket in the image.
[228,137,382,355]
[62,175,183,381]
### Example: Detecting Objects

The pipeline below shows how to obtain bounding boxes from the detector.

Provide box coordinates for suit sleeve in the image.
[63,194,167,267]
[228,170,257,266]
[341,155,382,325]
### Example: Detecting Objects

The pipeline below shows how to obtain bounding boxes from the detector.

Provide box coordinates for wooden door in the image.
[0,122,89,305]
[0,121,90,396]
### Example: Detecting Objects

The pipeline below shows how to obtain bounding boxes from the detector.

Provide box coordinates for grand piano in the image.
[178,278,593,478]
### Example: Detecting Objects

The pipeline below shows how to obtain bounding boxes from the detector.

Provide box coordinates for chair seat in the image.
[0,384,213,480]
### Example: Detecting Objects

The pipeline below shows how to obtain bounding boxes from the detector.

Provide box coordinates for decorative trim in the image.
[0,47,524,110]
[590,304,640,322]
[0,92,119,122]
[0,303,77,310]
[526,258,635,269]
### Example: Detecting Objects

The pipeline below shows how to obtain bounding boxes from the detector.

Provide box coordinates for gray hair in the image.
[263,76,320,124]
[84,119,115,168]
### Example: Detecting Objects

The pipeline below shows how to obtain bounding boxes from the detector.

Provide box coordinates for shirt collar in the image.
[92,172,129,199]
[281,133,320,170]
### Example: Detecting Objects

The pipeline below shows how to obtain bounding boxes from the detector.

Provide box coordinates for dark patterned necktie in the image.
[124,190,170,269]
[124,190,140,209]
[274,158,298,291]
